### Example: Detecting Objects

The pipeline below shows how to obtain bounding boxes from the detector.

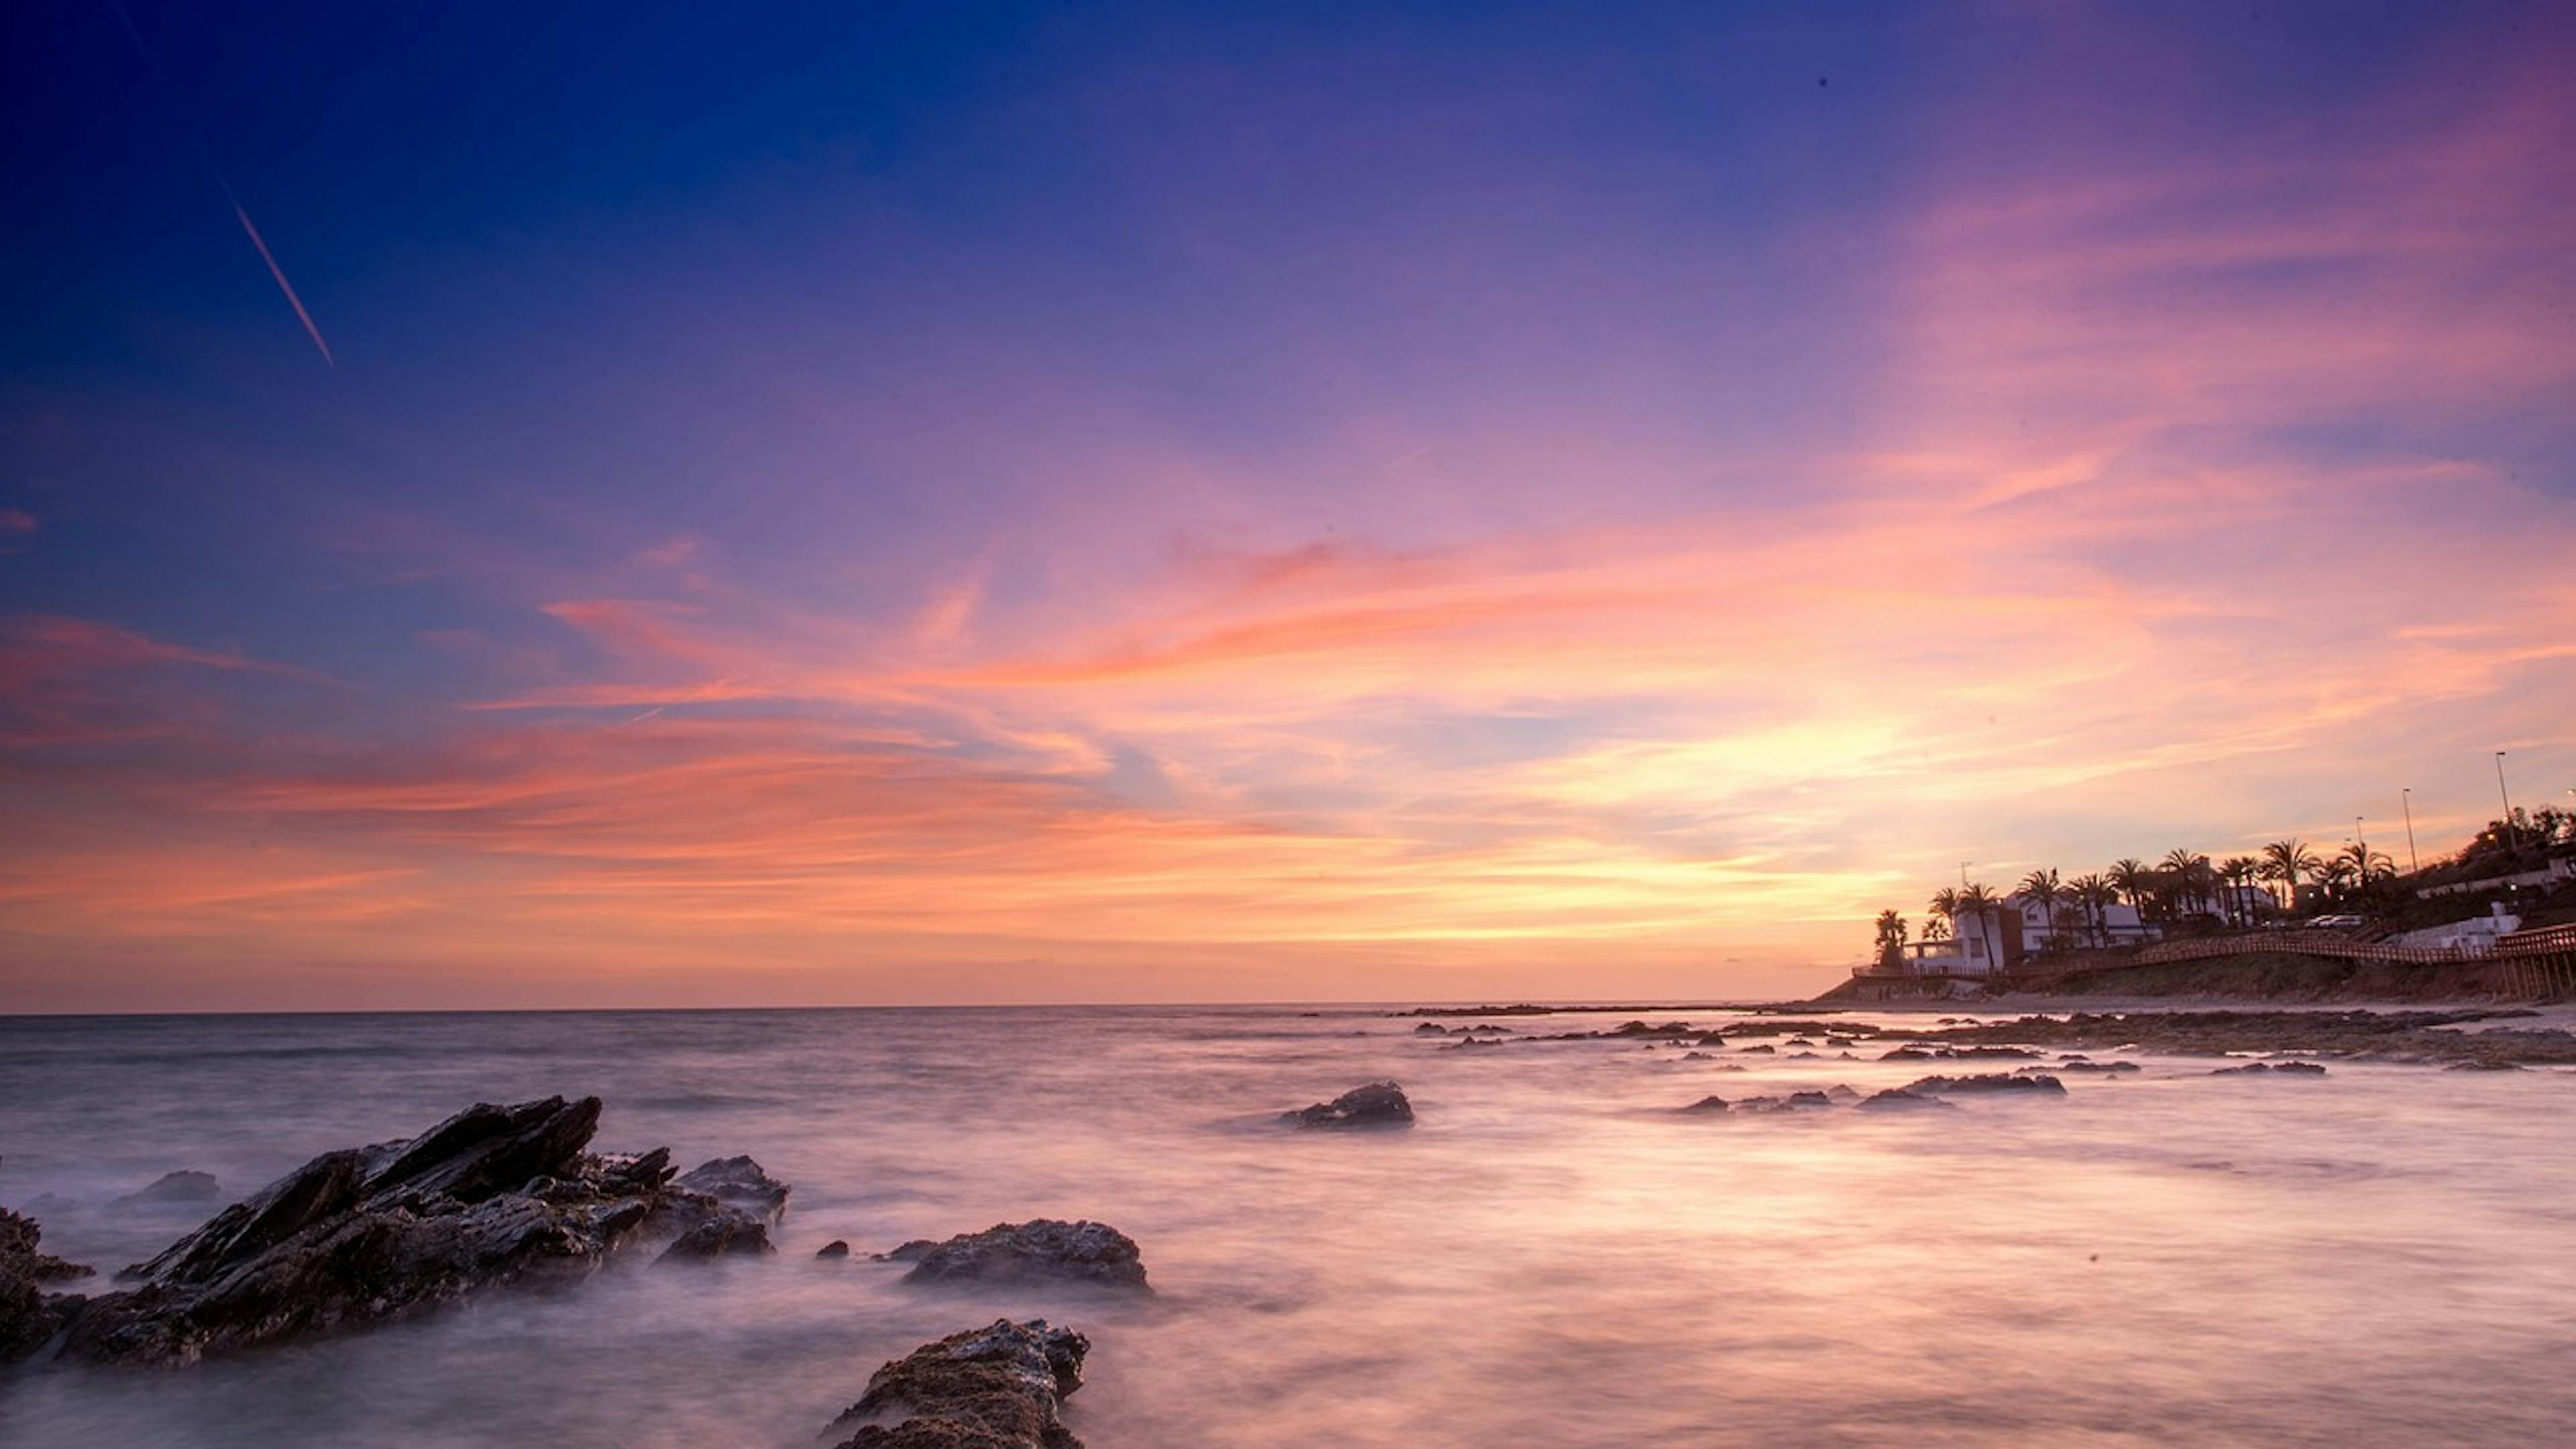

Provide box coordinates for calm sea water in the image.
[2,1004,2571,1448]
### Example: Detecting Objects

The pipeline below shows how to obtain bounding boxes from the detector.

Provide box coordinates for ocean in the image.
[3,1004,2571,1447]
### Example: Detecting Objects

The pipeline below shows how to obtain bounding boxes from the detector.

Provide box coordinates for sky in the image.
[3,0,2573,1012]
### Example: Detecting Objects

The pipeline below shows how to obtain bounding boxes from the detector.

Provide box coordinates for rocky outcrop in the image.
[824,1319,1089,1449]
[2210,1061,2328,1076]
[1858,1088,1957,1112]
[117,1171,221,1208]
[1902,1073,2067,1095]
[818,1240,853,1259]
[674,1156,792,1227]
[1283,1081,1413,1129]
[3,1201,93,1362]
[1676,1095,1731,1114]
[883,1220,1148,1293]
[52,1095,783,1365]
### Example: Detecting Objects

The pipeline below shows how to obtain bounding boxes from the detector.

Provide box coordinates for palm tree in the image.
[2336,841,2393,889]
[1921,914,1951,944]
[2017,868,2064,951]
[1874,908,1909,971]
[2068,873,2116,945]
[2217,856,2261,926]
[1956,882,2003,970]
[2262,839,2322,914]
[2109,859,2154,917]
[2314,856,2358,906]
[2160,849,2212,917]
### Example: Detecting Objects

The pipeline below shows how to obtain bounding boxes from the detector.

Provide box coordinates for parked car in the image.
[2304,914,2366,929]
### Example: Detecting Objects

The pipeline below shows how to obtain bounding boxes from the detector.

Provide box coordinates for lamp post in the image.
[2496,751,2516,852]
[2401,789,2418,874]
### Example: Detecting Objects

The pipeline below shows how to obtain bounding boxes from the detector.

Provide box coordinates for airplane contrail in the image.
[223,187,334,367]
[104,0,337,368]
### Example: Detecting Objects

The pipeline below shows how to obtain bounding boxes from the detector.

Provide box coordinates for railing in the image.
[2498,922,2576,957]
[2132,929,2489,967]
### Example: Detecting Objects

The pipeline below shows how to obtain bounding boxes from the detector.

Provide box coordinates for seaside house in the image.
[2001,891,2157,951]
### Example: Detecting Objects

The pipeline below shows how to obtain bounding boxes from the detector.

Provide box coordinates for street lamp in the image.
[2401,788,2418,874]
[2496,751,2516,851]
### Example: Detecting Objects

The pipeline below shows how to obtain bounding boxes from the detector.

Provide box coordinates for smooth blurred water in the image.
[2,1005,2571,1448]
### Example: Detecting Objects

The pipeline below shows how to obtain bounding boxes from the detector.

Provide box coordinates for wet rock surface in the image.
[884,1220,1148,1292]
[674,1155,792,1226]
[818,1239,853,1259]
[51,1095,782,1365]
[1902,1073,2068,1095]
[1907,1010,2576,1066]
[824,1318,1089,1449]
[1862,1087,1958,1110]
[1284,1081,1413,1129]
[3,1199,94,1362]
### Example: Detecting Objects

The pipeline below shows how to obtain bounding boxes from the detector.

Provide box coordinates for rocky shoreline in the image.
[0,1076,1419,1444]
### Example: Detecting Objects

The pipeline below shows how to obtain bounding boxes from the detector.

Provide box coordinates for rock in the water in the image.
[818,1240,853,1259]
[657,1214,775,1263]
[54,1096,777,1366]
[1857,1088,1957,1112]
[675,1156,792,1226]
[1902,1073,2066,1095]
[1676,1095,1731,1114]
[2,1201,93,1362]
[884,1220,1148,1293]
[2212,1061,2329,1076]
[1283,1081,1413,1129]
[117,1171,221,1208]
[825,1318,1089,1449]
[1412,1022,1449,1034]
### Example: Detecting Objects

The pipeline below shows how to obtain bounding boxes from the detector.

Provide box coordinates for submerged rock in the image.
[1856,1087,1946,1110]
[1283,1081,1413,1129]
[824,1318,1089,1449]
[1902,1073,2067,1095]
[1676,1095,1731,1114]
[2050,1058,2141,1074]
[2211,1061,2329,1076]
[675,1156,792,1227]
[884,1220,1148,1293]
[1413,1023,1450,1034]
[818,1240,853,1259]
[2,1200,93,1362]
[117,1171,221,1208]
[657,1214,775,1263]
[54,1095,783,1366]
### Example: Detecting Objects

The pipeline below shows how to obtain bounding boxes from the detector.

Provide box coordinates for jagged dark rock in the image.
[51,1095,782,1366]
[657,1214,774,1263]
[674,1156,791,1227]
[1413,1023,1449,1034]
[3,1198,93,1362]
[1902,1073,2067,1095]
[2049,1058,2141,1073]
[1283,1081,1413,1129]
[1737,1044,1776,1055]
[1676,1095,1731,1114]
[2211,1061,2329,1076]
[1858,1088,1957,1112]
[883,1220,1147,1293]
[117,1171,221,1208]
[824,1319,1089,1449]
